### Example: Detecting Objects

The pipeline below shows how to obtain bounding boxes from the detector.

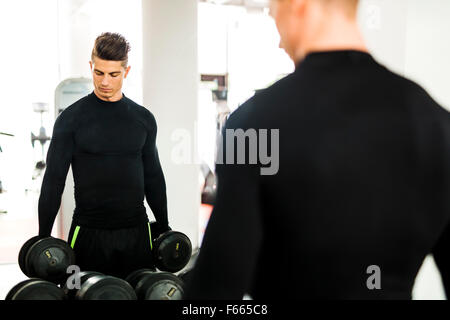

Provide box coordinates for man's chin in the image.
[102,93,114,99]
[95,89,114,100]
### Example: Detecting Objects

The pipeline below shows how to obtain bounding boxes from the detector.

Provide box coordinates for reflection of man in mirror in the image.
[38,32,170,279]
[185,0,450,300]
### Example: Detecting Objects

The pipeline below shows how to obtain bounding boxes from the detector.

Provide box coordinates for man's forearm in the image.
[38,173,66,236]
[145,172,169,228]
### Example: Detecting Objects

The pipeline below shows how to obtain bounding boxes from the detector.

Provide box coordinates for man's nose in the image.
[101,76,109,86]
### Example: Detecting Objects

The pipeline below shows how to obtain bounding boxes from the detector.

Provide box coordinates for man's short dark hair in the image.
[91,32,131,67]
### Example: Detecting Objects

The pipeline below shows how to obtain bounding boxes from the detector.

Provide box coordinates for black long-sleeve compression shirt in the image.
[38,92,168,236]
[184,50,450,300]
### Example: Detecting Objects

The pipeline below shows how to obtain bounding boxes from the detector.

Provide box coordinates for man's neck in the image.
[94,89,123,102]
[294,16,368,64]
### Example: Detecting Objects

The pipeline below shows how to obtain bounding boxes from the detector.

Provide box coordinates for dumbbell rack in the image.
[7,236,199,300]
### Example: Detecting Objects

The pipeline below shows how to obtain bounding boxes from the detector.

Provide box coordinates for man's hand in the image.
[150,221,171,240]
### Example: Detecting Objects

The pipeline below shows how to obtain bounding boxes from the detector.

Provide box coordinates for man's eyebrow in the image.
[94,69,122,75]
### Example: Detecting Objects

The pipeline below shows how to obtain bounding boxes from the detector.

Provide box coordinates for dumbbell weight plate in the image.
[76,275,137,300]
[177,268,193,284]
[125,268,156,289]
[63,271,103,299]
[135,272,184,300]
[18,236,41,276]
[25,237,76,284]
[5,278,66,300]
[154,232,192,272]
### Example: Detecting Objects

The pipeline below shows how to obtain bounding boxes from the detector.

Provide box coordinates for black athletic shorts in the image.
[67,221,155,279]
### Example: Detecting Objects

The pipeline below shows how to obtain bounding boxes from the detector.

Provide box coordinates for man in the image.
[38,32,170,279]
[185,0,450,299]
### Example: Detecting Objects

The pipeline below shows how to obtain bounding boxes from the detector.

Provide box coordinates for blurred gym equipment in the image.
[0,131,14,213]
[30,102,51,180]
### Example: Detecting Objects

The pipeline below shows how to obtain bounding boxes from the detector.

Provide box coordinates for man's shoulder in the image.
[369,62,448,113]
[61,95,89,113]
[54,95,89,127]
[123,96,157,127]
[226,73,295,129]
[389,71,450,118]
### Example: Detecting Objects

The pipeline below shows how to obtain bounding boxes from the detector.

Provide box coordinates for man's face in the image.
[269,0,302,62]
[90,57,131,101]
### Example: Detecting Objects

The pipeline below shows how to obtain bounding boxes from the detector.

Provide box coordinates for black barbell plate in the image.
[5,279,37,300]
[135,272,184,300]
[5,278,66,300]
[25,237,76,284]
[63,271,103,300]
[76,275,137,300]
[134,270,158,299]
[125,268,156,290]
[154,231,192,272]
[146,279,184,300]
[18,236,41,276]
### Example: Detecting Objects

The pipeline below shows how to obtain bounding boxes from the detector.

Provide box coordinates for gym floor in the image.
[0,264,28,299]
[0,186,41,264]
[0,187,40,300]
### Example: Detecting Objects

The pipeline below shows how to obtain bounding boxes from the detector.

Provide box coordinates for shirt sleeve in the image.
[38,112,75,237]
[431,112,450,298]
[433,222,450,297]
[143,113,169,228]
[184,119,263,300]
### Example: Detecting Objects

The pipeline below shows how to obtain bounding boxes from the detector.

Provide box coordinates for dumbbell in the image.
[149,222,192,272]
[63,271,137,300]
[177,267,194,284]
[18,236,76,284]
[125,268,184,300]
[5,278,67,300]
[62,271,102,300]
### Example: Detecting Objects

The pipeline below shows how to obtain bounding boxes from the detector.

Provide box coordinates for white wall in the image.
[358,0,409,75]
[0,0,59,227]
[198,3,293,112]
[226,7,294,111]
[198,3,229,75]
[142,0,200,248]
[404,0,450,111]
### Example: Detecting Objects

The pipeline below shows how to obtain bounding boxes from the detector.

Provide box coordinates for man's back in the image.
[185,50,450,299]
